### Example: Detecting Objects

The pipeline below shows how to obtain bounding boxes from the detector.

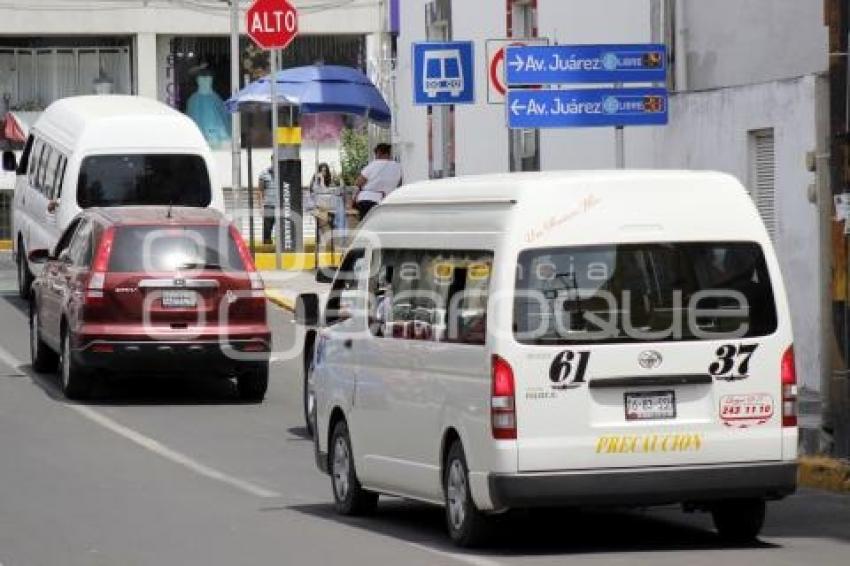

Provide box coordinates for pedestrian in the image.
[259,156,279,245]
[310,162,338,251]
[354,143,402,221]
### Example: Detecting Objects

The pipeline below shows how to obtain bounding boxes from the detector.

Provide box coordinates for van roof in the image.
[33,96,208,153]
[87,206,227,226]
[381,170,739,205]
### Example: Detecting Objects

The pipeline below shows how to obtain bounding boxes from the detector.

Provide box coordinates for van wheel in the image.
[444,441,490,547]
[59,331,92,400]
[237,362,269,402]
[30,305,57,373]
[711,499,766,542]
[17,245,33,300]
[330,420,377,515]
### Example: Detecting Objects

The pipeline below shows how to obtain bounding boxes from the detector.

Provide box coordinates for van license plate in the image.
[625,391,676,421]
[162,290,197,308]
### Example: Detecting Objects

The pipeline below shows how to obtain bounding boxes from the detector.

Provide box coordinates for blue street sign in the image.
[505,44,667,86]
[506,88,668,129]
[413,41,475,105]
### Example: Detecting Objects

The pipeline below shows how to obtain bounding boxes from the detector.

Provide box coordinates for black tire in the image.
[59,330,92,400]
[444,441,490,547]
[711,499,766,542]
[17,244,33,300]
[237,362,269,402]
[330,419,378,515]
[30,304,58,373]
[303,332,316,437]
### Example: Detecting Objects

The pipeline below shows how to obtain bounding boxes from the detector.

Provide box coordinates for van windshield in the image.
[77,154,211,208]
[514,242,777,344]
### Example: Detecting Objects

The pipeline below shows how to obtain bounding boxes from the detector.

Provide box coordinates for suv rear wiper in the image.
[177,262,223,270]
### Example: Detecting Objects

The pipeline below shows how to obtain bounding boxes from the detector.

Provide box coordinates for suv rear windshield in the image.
[77,154,211,208]
[514,242,777,344]
[109,225,245,273]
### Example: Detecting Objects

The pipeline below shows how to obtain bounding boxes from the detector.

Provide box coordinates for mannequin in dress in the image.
[186,70,231,149]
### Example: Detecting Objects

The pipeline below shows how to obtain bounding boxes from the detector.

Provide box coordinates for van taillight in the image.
[86,227,115,301]
[491,355,517,440]
[781,346,797,428]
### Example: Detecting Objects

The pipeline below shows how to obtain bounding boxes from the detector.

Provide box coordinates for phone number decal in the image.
[719,393,774,428]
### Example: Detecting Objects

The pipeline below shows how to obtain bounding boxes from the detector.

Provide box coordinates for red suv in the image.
[28,207,271,401]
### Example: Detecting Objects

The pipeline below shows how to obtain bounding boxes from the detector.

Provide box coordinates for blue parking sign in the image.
[413,41,475,105]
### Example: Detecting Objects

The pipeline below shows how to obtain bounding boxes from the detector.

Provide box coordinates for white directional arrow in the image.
[510,98,528,115]
[508,54,525,72]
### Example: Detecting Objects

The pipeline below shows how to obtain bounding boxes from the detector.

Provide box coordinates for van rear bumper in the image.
[488,461,797,510]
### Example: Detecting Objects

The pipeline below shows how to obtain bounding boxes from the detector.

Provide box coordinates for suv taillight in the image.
[86,227,115,302]
[230,225,257,272]
[492,355,517,440]
[781,346,797,428]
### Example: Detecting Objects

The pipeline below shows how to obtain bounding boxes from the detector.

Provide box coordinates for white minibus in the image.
[298,171,798,547]
[2,95,224,298]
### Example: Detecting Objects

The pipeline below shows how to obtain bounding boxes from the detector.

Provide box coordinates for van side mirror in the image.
[296,293,320,327]
[315,266,334,284]
[27,249,50,264]
[2,151,16,172]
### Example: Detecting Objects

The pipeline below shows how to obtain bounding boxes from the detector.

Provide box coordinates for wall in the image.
[681,0,827,91]
[642,75,823,389]
[395,0,654,182]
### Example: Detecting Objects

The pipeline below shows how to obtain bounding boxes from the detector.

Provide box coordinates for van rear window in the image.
[514,242,777,344]
[109,225,244,273]
[77,154,211,208]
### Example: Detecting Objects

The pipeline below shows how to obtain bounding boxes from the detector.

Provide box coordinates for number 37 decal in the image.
[709,344,759,381]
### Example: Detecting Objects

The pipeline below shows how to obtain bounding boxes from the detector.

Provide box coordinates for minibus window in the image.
[326,249,366,327]
[77,154,211,208]
[514,242,777,344]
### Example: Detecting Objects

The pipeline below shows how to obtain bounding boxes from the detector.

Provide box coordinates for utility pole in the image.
[230,0,243,233]
[827,0,849,457]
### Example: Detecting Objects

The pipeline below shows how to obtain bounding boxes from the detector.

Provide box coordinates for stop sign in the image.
[246,0,298,50]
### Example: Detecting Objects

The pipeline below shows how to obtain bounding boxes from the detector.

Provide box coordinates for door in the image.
[509,241,787,472]
[26,142,54,256]
[40,218,84,347]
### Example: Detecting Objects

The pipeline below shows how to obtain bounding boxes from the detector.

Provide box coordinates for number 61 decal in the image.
[709,344,759,381]
[550,350,590,390]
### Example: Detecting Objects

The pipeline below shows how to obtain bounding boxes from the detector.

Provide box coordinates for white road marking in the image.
[0,343,281,499]
[406,542,503,566]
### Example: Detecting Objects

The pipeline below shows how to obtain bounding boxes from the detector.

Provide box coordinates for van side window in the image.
[325,248,367,327]
[43,147,59,198]
[51,155,66,201]
[37,145,52,194]
[369,249,493,345]
[28,139,43,185]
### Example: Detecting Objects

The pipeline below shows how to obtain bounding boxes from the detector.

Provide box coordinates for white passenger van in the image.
[297,171,797,547]
[3,95,224,298]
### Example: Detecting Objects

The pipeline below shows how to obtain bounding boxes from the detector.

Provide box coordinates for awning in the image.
[2,111,41,143]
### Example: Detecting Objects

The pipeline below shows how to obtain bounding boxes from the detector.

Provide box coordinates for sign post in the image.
[505,44,668,169]
[246,0,298,268]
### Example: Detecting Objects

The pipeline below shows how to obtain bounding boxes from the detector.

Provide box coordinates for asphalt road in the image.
[0,254,848,566]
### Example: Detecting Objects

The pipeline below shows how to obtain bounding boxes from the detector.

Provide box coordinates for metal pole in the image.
[615,81,625,169]
[229,0,242,230]
[271,49,282,270]
[246,112,255,258]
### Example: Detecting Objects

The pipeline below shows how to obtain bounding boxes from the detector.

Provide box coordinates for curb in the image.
[798,455,850,493]
[0,239,11,251]
[265,289,296,313]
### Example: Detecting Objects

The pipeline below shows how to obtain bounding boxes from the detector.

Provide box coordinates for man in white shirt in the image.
[354,143,402,220]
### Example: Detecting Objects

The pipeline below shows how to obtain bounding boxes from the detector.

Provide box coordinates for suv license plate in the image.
[162,290,197,308]
[624,390,676,421]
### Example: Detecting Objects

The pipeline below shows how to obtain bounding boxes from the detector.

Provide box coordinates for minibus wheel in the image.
[444,441,490,547]
[330,420,377,515]
[711,499,766,542]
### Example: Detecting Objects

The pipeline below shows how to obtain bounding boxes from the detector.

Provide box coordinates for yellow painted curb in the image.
[799,456,850,493]
[265,290,295,312]
[0,239,11,251]
[255,252,341,271]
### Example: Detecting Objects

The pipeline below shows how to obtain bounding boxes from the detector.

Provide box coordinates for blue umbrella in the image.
[225,64,391,125]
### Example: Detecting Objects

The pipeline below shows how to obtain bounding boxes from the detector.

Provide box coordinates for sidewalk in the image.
[263,269,330,312]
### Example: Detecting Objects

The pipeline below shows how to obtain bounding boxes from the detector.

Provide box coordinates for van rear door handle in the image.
[343,339,353,349]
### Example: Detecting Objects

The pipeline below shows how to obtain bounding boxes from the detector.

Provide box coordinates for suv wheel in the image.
[711,499,766,542]
[30,306,57,373]
[237,362,269,402]
[59,331,92,400]
[303,338,315,437]
[444,441,490,547]
[330,419,377,515]
[17,245,33,300]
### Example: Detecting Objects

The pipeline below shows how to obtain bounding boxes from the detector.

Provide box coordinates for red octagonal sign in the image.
[247,0,299,50]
